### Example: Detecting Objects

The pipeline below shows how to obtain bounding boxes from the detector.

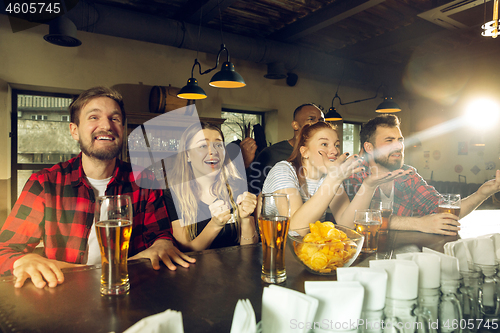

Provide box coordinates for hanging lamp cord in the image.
[190,0,230,77]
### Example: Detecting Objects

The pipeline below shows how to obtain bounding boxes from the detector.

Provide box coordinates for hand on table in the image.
[239,137,257,169]
[208,200,232,226]
[129,239,196,271]
[236,192,257,219]
[13,254,84,289]
[417,213,460,236]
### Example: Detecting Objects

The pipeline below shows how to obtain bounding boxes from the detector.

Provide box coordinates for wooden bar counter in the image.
[0,228,461,333]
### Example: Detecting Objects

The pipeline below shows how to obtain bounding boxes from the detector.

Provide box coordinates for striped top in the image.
[262,161,327,221]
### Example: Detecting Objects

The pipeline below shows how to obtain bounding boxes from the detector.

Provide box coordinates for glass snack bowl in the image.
[287,223,364,275]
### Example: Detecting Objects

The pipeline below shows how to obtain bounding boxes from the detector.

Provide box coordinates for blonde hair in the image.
[170,122,243,241]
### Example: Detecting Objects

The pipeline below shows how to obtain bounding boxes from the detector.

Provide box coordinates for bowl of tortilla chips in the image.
[288,221,364,275]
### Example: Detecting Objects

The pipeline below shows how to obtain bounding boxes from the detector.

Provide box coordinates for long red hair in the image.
[287,122,338,197]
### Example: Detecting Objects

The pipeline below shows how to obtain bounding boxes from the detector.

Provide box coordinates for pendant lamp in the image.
[209,61,246,88]
[177,76,207,100]
[325,107,342,121]
[177,4,245,99]
[375,97,402,113]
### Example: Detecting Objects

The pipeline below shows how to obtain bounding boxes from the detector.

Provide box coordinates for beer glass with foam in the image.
[95,195,133,295]
[438,194,461,217]
[258,193,290,284]
[354,209,382,253]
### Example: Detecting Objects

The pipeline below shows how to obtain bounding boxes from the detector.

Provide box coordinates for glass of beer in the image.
[354,209,382,253]
[370,200,393,231]
[95,195,133,295]
[258,193,290,284]
[438,194,461,217]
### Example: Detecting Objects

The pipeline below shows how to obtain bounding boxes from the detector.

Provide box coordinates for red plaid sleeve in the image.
[0,175,46,275]
[394,169,441,216]
[110,161,173,257]
[343,160,371,201]
[0,155,175,276]
[344,163,442,218]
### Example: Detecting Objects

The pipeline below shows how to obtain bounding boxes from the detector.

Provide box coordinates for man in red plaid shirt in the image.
[0,87,195,288]
[343,114,500,235]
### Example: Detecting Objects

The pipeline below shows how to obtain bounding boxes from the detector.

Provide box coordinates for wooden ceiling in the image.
[90,0,499,69]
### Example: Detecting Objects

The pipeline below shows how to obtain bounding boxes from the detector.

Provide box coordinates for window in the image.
[31,115,48,120]
[342,122,362,155]
[220,109,264,143]
[12,90,78,201]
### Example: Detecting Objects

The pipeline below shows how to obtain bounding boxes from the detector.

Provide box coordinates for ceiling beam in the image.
[332,19,444,59]
[270,0,386,42]
[175,0,239,24]
[174,0,210,21]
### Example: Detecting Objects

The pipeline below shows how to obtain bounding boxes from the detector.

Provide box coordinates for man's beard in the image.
[79,133,122,161]
[374,151,404,171]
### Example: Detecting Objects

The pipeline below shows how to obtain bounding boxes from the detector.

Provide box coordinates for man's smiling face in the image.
[70,96,124,161]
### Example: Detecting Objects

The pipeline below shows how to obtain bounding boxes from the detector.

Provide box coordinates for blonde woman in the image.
[166,122,258,251]
[262,122,411,229]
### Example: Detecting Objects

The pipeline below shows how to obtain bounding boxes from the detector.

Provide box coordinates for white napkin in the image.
[396,252,441,289]
[422,247,461,280]
[444,237,496,271]
[336,267,387,311]
[305,281,364,331]
[472,238,496,265]
[479,233,500,261]
[123,309,184,333]
[261,285,318,333]
[369,260,419,300]
[230,299,256,333]
[443,240,474,272]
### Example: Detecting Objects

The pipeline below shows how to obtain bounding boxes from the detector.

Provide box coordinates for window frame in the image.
[342,120,363,156]
[220,107,265,143]
[11,89,78,205]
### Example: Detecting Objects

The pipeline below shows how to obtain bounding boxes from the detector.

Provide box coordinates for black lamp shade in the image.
[376,97,401,113]
[325,107,342,121]
[177,78,207,100]
[209,62,246,88]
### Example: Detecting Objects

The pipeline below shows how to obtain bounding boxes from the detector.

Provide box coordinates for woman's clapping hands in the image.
[208,191,257,226]
[236,192,257,219]
[319,151,365,181]
[208,200,232,226]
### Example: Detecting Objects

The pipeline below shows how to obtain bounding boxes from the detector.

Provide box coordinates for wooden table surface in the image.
[0,227,464,333]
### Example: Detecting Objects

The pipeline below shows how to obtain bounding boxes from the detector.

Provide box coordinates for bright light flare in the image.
[464,98,500,129]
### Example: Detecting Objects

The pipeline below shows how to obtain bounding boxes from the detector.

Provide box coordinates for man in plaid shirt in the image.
[0,87,195,288]
[343,114,500,235]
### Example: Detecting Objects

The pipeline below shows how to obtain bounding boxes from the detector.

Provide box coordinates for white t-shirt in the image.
[262,161,328,221]
[85,176,112,265]
[380,183,394,204]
